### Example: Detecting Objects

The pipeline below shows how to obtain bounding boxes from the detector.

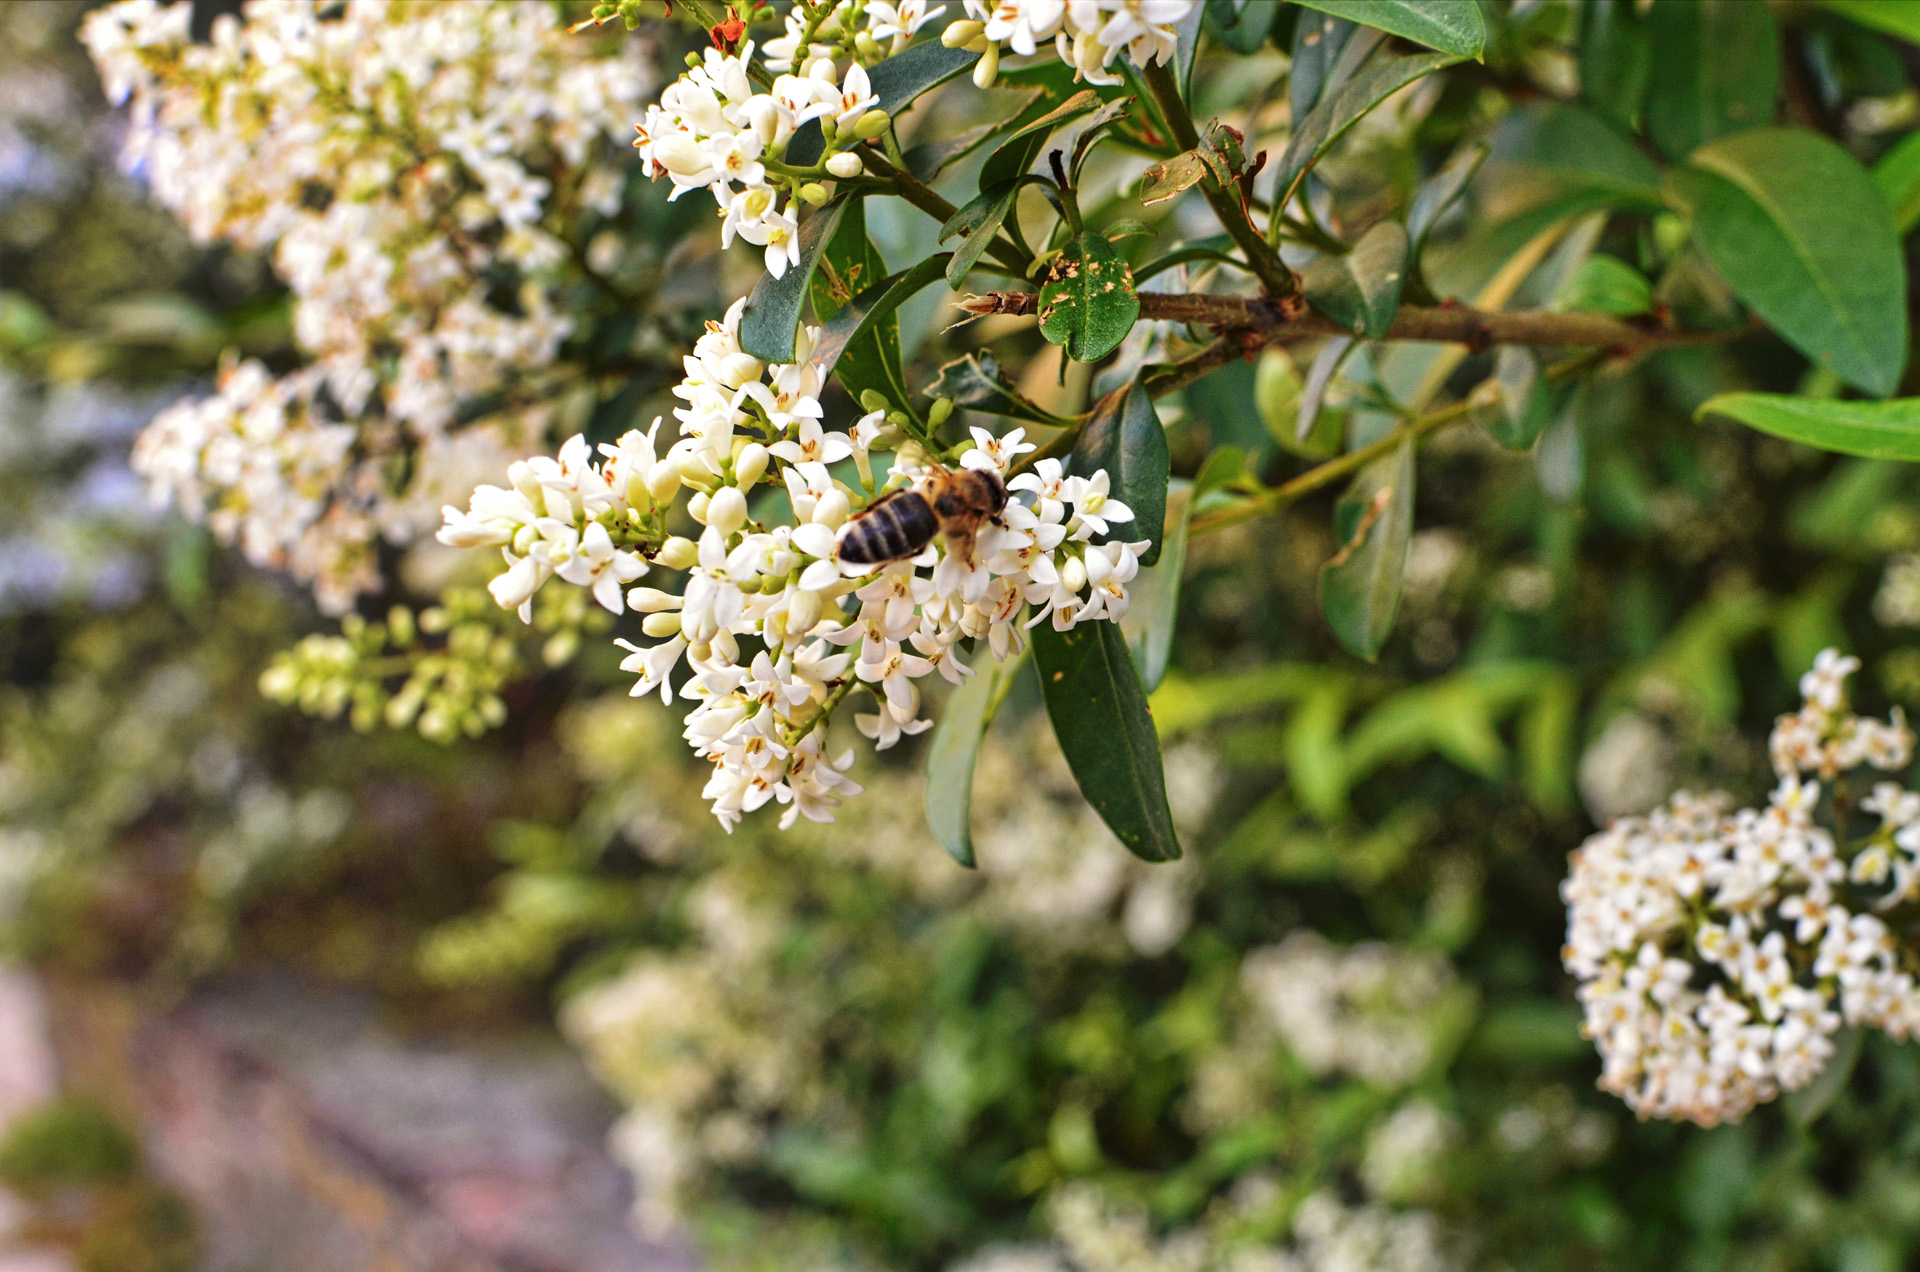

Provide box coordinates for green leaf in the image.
[1290,12,1383,122]
[1873,129,1920,235]
[1406,140,1488,248]
[980,89,1102,191]
[1488,101,1662,206]
[1578,0,1651,129]
[1301,221,1409,338]
[810,199,906,412]
[1037,231,1141,363]
[739,197,850,364]
[1297,336,1357,445]
[1556,254,1654,316]
[1818,0,1920,43]
[1071,379,1171,566]
[1472,347,1550,451]
[1204,0,1277,54]
[923,648,1028,868]
[927,350,1070,427]
[786,40,981,166]
[1646,0,1780,160]
[940,178,1043,287]
[1032,621,1181,862]
[1186,358,1270,458]
[1667,128,1907,396]
[1318,441,1414,660]
[811,253,954,393]
[1697,393,1920,460]
[1291,0,1486,57]
[1276,51,1467,210]
[1126,479,1191,692]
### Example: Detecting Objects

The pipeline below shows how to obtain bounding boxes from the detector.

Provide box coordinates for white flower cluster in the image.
[441,297,1149,831]
[1241,931,1461,1089]
[1563,649,1920,1126]
[82,0,648,611]
[942,0,1196,88]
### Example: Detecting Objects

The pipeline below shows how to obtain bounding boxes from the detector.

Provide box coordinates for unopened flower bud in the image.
[707,485,749,535]
[854,31,881,60]
[1062,555,1088,593]
[645,459,682,504]
[973,44,999,89]
[887,410,910,429]
[929,397,954,427]
[688,490,711,523]
[853,109,892,142]
[799,182,829,206]
[685,50,704,68]
[942,19,985,46]
[735,442,770,488]
[787,587,823,635]
[627,587,682,612]
[859,389,890,413]
[656,536,699,570]
[814,488,851,528]
[642,611,683,638]
[826,151,864,179]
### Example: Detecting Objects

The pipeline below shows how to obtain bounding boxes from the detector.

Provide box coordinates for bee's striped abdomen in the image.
[837,490,939,565]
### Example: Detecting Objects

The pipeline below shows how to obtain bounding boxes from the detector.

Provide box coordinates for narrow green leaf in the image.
[1291,0,1486,58]
[1318,441,1414,660]
[1276,52,1466,210]
[1070,97,1135,184]
[1037,231,1141,363]
[1556,254,1653,316]
[1646,0,1780,160]
[1203,0,1277,54]
[1032,621,1181,862]
[1697,393,1920,460]
[1301,221,1409,338]
[1071,379,1171,566]
[1488,101,1662,206]
[927,350,1070,427]
[810,199,905,413]
[1578,0,1651,129]
[1473,347,1550,451]
[1406,140,1488,248]
[1290,12,1383,122]
[810,252,954,387]
[1667,128,1907,396]
[1126,479,1191,693]
[1818,0,1920,43]
[1297,336,1356,444]
[739,197,850,364]
[980,89,1102,190]
[940,179,1043,287]
[923,647,1028,868]
[1873,129,1920,235]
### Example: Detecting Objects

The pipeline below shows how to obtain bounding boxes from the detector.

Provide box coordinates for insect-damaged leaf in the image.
[1319,441,1414,660]
[1071,379,1171,566]
[1032,620,1181,862]
[1301,220,1408,338]
[739,196,849,364]
[1140,150,1209,205]
[924,646,1029,868]
[1038,231,1140,362]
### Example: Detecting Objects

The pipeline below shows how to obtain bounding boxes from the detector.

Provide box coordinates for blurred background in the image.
[7,1,1920,1270]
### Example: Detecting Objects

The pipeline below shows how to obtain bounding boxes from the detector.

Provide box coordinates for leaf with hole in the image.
[1071,379,1171,566]
[1291,0,1486,58]
[1037,231,1141,363]
[1302,221,1409,338]
[1276,52,1466,211]
[1645,0,1780,160]
[923,646,1028,868]
[1697,393,1920,460]
[1666,128,1907,396]
[1319,441,1414,660]
[1032,620,1181,862]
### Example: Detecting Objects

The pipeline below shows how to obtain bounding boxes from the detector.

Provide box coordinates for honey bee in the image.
[836,464,1008,567]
